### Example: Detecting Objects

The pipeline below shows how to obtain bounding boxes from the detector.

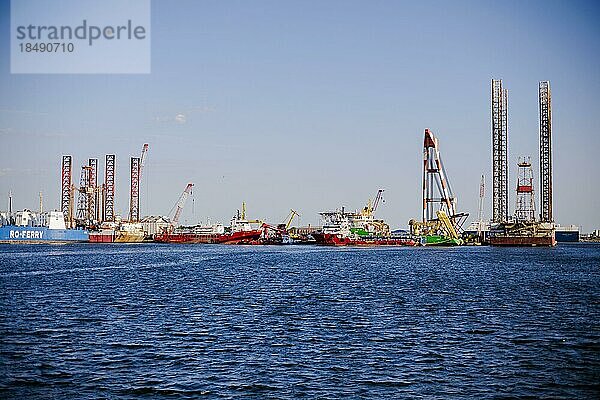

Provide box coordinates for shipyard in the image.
[0,79,591,246]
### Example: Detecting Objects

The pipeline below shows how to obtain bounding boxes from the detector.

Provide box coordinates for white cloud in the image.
[174,113,186,124]
[152,105,215,125]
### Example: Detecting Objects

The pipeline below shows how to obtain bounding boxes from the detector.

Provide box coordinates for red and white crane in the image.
[169,183,194,230]
[139,143,149,180]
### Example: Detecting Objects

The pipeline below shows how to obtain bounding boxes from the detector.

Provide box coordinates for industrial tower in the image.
[539,81,553,223]
[61,155,73,226]
[515,157,536,222]
[88,158,99,222]
[103,154,116,222]
[75,165,94,225]
[491,79,508,223]
[129,157,141,222]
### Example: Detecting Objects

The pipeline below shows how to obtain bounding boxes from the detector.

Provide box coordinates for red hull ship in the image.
[313,232,417,247]
[489,234,556,247]
[155,229,262,244]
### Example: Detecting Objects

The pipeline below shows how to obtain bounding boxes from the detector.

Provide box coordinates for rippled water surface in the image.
[1,243,599,399]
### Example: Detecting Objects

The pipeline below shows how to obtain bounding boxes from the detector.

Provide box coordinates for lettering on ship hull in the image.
[9,230,45,239]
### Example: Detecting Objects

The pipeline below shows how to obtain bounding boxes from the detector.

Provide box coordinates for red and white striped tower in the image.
[515,157,536,222]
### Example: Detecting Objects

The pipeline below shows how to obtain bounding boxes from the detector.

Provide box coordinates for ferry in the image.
[0,210,88,243]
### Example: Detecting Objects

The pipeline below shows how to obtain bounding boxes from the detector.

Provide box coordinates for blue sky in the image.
[0,0,599,230]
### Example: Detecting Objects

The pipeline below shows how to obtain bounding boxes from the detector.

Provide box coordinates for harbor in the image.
[2,1,599,399]
[0,80,589,246]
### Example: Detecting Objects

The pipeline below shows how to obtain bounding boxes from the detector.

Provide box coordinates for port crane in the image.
[138,143,149,217]
[168,183,194,231]
[139,143,149,180]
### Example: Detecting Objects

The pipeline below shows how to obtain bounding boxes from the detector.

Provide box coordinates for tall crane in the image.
[283,209,300,230]
[478,174,485,237]
[362,189,384,217]
[169,183,194,230]
[372,189,384,213]
[138,143,149,218]
[139,143,149,180]
[423,129,457,221]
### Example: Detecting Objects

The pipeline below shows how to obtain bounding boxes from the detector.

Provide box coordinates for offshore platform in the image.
[61,144,151,242]
[488,80,556,246]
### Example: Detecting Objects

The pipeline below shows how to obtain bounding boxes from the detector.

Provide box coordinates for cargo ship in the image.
[312,207,417,247]
[0,210,88,243]
[155,205,263,244]
[554,224,580,242]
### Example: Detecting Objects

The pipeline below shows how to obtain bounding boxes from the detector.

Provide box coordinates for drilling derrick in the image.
[491,79,509,223]
[61,155,73,226]
[75,165,94,226]
[539,81,553,223]
[103,154,116,222]
[515,158,536,222]
[129,157,141,222]
[88,158,99,222]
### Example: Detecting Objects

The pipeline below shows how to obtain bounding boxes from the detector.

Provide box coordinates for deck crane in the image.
[372,189,384,213]
[168,183,194,231]
[362,189,384,217]
[261,208,301,244]
[282,209,300,230]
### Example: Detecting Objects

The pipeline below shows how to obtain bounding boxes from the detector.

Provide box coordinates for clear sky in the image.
[1,0,599,230]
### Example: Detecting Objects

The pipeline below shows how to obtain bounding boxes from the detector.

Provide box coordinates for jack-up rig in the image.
[409,128,468,245]
[61,143,153,243]
[488,80,556,246]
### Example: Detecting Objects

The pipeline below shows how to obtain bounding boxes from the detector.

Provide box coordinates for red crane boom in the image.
[170,183,194,229]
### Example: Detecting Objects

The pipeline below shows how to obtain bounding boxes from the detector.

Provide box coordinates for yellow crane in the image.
[283,209,300,230]
[436,210,460,241]
[361,189,384,217]
[239,202,264,225]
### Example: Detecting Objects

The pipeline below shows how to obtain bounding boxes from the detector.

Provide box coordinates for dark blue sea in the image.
[1,243,599,399]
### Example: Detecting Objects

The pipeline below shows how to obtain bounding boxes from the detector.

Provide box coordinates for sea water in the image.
[1,243,599,398]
